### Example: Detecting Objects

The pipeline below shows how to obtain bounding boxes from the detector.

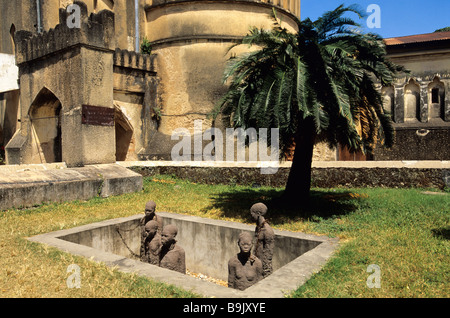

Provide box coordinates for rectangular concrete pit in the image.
[29,212,339,298]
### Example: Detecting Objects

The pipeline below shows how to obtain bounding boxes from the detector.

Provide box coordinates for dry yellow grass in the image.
[1,175,448,298]
[0,192,199,298]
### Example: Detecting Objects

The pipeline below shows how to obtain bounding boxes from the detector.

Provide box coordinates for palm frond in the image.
[213,4,405,156]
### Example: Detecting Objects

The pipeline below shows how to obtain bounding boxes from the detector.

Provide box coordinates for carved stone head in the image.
[145,200,156,217]
[161,224,178,247]
[144,220,159,238]
[237,232,253,254]
[250,202,268,221]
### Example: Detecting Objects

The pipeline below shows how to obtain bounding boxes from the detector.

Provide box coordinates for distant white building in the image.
[0,53,19,155]
[0,53,18,93]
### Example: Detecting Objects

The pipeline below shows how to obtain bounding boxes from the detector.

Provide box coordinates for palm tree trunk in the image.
[282,118,316,204]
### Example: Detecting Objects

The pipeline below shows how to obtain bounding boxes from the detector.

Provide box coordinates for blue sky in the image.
[301,0,450,38]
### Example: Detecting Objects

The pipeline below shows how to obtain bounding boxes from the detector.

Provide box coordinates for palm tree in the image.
[213,5,406,205]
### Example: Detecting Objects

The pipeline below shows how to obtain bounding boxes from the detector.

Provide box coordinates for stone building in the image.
[0,0,448,166]
[320,31,450,161]
[0,0,299,166]
[374,31,450,161]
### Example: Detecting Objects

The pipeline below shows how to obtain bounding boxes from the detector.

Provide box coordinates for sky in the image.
[301,0,450,39]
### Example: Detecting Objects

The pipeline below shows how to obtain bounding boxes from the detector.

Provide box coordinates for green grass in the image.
[1,174,448,297]
[292,188,449,298]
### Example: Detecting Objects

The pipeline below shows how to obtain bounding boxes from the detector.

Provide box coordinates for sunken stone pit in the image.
[29,212,339,298]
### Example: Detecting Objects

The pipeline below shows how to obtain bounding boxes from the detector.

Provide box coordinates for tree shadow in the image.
[202,187,361,225]
[432,227,450,240]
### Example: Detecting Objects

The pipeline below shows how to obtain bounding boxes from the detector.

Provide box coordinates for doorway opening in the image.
[114,106,133,161]
[29,87,62,163]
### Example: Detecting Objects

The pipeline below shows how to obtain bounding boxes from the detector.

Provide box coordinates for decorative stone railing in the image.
[113,49,156,73]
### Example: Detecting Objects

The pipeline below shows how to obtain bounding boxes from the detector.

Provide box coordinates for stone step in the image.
[0,163,143,211]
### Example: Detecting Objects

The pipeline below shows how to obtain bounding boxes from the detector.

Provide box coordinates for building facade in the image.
[374,31,450,160]
[0,1,448,166]
[0,0,299,166]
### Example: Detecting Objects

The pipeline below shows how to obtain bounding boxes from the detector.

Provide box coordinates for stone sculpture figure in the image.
[159,224,186,274]
[228,231,263,291]
[143,220,162,265]
[140,200,163,261]
[250,202,275,278]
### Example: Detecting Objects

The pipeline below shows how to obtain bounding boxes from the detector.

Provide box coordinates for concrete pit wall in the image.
[58,212,323,282]
[59,217,141,259]
[29,212,339,297]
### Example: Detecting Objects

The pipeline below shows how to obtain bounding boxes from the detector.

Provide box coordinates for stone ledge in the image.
[144,0,300,19]
[113,49,156,72]
[0,164,143,211]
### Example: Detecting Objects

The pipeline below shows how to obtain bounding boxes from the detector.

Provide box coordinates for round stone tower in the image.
[143,0,300,159]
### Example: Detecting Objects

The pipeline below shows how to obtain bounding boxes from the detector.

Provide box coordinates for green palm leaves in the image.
[215,5,406,156]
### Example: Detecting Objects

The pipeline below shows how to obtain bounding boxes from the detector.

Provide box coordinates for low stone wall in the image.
[0,164,143,210]
[373,127,450,161]
[120,161,450,190]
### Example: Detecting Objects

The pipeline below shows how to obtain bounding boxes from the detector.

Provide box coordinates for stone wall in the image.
[374,47,450,161]
[113,48,158,161]
[373,126,450,160]
[0,0,139,54]
[6,2,117,167]
[123,161,450,190]
[143,0,300,159]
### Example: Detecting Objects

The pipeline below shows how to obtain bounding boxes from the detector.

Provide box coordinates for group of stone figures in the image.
[228,202,275,290]
[139,201,186,274]
[139,201,275,291]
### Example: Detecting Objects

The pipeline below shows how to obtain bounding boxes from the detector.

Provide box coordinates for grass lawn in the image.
[0,174,448,298]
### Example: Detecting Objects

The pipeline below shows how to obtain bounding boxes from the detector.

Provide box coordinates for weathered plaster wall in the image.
[143,1,300,159]
[374,49,450,160]
[12,46,116,166]
[0,0,37,55]
[6,4,117,166]
[113,48,158,161]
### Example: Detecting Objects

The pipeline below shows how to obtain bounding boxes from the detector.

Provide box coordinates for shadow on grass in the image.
[202,187,360,225]
[432,227,450,240]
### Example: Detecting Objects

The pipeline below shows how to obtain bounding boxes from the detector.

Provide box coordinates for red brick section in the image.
[384,30,450,46]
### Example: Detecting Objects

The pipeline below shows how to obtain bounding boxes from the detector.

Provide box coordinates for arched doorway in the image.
[114,106,133,161]
[29,87,62,163]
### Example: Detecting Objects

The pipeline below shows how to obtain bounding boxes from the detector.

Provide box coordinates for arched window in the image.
[428,76,445,121]
[404,79,420,122]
